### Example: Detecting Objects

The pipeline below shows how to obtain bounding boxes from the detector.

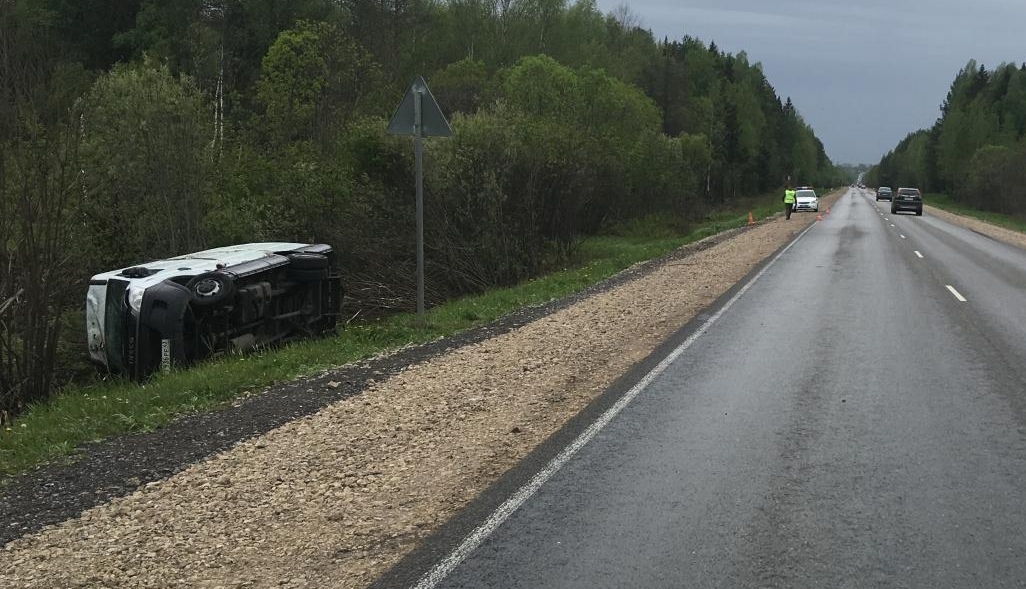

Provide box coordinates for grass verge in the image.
[0,197,786,479]
[925,193,1026,232]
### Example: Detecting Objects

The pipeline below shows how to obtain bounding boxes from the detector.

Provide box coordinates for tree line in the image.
[867,59,1026,214]
[0,0,843,418]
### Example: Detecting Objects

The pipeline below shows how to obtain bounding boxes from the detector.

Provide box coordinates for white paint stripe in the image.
[946,285,967,302]
[410,222,819,589]
[914,251,924,259]
[900,234,906,239]
[890,224,895,227]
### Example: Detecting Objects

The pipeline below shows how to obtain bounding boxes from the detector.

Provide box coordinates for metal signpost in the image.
[387,76,452,318]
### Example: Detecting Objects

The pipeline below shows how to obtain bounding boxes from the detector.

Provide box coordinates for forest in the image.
[867,59,1026,213]
[0,0,844,419]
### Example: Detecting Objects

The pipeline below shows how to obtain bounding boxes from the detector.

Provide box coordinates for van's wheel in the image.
[187,272,235,306]
[287,253,329,282]
[287,253,329,271]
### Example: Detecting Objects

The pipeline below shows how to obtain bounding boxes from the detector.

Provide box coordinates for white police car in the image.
[793,189,819,212]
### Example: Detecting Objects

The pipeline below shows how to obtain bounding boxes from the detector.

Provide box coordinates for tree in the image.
[0,119,82,418]
[257,20,384,146]
[40,0,142,70]
[1,0,844,399]
[432,57,491,117]
[77,64,211,268]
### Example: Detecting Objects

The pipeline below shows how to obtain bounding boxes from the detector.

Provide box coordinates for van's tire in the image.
[287,253,329,271]
[187,272,235,306]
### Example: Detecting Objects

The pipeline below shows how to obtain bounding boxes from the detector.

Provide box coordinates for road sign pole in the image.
[415,90,425,318]
[386,75,451,321]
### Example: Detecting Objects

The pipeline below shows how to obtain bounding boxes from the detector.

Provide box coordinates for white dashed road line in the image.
[946,285,968,302]
[900,234,906,239]
[914,251,924,259]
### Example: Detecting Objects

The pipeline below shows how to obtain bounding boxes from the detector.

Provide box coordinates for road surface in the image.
[396,187,1026,589]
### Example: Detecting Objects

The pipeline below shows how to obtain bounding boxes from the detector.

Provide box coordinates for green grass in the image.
[0,197,785,479]
[925,193,1026,233]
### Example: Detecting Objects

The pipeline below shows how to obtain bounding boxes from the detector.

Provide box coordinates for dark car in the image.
[875,186,893,201]
[891,188,923,216]
[86,243,343,380]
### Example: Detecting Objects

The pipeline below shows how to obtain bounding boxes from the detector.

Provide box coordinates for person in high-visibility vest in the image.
[783,185,797,220]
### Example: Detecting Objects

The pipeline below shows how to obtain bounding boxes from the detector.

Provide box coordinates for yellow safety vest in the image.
[784,189,796,204]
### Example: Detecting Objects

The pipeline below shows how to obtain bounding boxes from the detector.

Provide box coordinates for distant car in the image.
[86,243,343,380]
[891,188,923,216]
[793,189,819,212]
[875,186,893,201]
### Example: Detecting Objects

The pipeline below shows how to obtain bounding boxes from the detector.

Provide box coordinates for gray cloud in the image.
[597,0,1025,163]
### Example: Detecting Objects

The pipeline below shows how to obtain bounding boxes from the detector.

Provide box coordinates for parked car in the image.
[86,243,343,380]
[891,188,923,216]
[793,189,819,212]
[875,186,893,201]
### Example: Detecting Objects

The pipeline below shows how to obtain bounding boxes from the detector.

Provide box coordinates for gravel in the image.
[924,205,1026,250]
[14,192,991,589]
[0,212,754,546]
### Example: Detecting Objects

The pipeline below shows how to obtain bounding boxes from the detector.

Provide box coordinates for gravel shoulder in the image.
[924,204,1026,250]
[0,192,870,588]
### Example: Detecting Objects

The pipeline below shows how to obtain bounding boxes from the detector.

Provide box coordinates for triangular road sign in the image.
[386,76,452,137]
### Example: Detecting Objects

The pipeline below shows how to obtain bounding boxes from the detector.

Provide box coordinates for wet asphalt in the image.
[399,188,1026,589]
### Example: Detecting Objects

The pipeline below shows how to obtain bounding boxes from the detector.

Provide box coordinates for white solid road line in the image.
[946,285,968,302]
[915,251,924,258]
[409,216,822,589]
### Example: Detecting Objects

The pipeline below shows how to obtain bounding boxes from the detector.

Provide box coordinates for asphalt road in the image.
[406,188,1026,589]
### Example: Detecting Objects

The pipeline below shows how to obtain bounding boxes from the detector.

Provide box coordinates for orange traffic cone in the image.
[747,211,755,226]
[816,213,823,222]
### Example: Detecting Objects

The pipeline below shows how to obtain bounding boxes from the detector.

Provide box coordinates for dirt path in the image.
[18,191,1013,589]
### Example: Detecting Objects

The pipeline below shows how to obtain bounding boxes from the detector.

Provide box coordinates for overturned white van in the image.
[86,243,343,379]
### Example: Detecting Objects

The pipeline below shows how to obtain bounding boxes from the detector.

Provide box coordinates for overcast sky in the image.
[593,0,1026,165]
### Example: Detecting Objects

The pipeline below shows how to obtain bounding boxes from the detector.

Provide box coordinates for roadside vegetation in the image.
[867,60,1026,223]
[0,198,786,478]
[1,2,849,431]
[925,193,1026,233]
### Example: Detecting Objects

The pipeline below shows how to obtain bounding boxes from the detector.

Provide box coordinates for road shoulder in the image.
[2,201,823,589]
[925,205,1026,250]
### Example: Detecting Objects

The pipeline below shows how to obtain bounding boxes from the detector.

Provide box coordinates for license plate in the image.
[161,339,171,373]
